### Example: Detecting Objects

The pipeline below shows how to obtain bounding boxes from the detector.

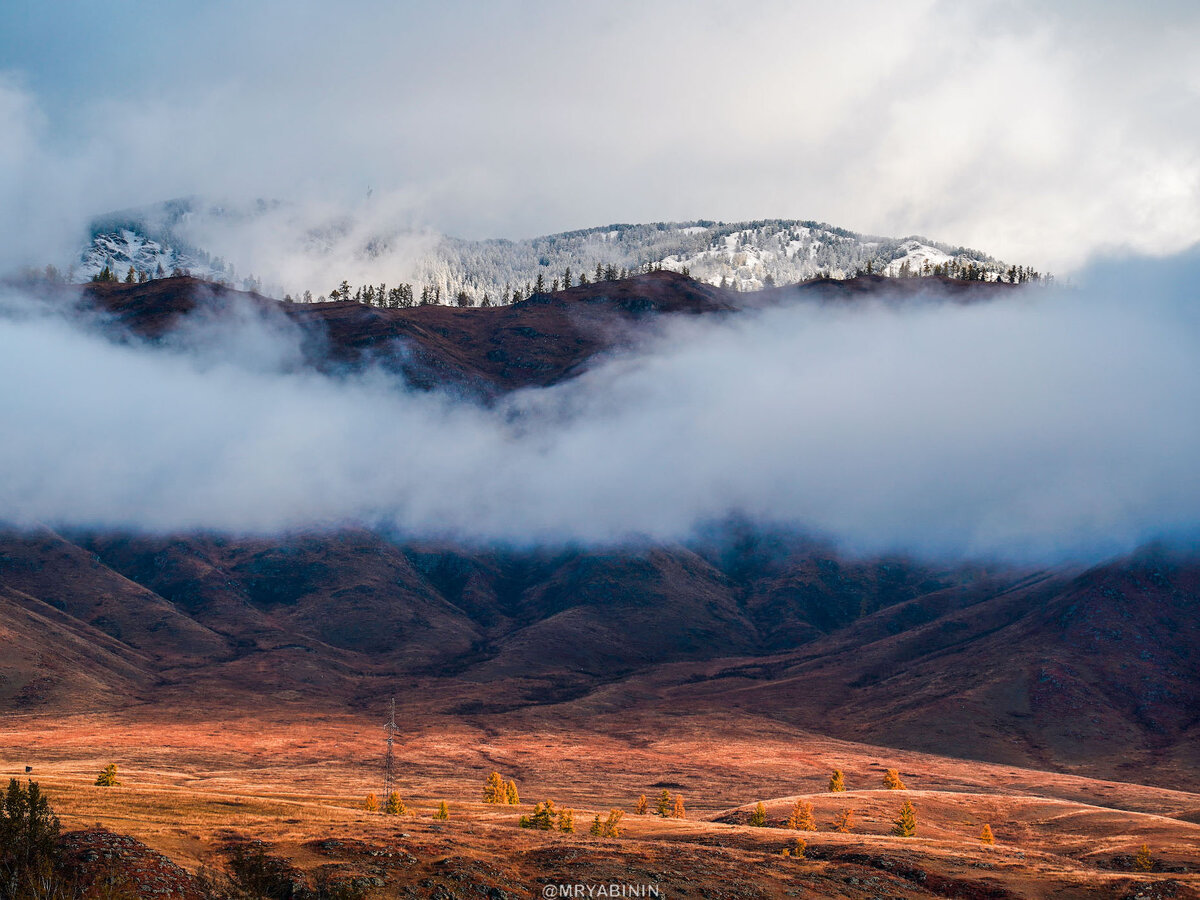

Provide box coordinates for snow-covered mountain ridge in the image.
[71,199,1040,303]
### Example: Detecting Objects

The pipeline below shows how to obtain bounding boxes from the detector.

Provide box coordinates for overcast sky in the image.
[2,1,1199,271]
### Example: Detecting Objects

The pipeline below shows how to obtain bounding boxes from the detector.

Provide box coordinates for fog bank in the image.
[2,250,1198,561]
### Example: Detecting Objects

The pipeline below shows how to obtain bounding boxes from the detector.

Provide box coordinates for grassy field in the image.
[3,707,1198,899]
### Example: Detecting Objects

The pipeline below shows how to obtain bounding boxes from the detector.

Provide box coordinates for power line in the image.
[383,696,399,798]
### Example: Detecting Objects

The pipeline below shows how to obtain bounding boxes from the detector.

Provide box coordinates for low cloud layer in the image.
[2,250,1198,561]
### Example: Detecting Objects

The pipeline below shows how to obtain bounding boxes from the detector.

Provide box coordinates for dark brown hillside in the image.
[0,528,230,663]
[4,521,1198,787]
[81,270,1014,396]
[82,271,739,395]
[665,551,1200,782]
[78,530,484,668]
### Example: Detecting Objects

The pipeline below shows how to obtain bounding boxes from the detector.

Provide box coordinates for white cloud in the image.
[1,249,1198,561]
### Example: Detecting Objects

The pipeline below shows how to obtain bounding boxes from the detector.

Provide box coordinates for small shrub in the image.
[224,843,303,900]
[95,764,121,787]
[791,837,807,859]
[362,793,379,812]
[882,769,907,790]
[634,795,648,815]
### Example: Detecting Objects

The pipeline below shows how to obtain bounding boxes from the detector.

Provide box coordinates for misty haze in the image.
[1,3,1198,898]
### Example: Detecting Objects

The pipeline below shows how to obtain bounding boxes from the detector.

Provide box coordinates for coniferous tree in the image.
[589,814,603,836]
[634,795,648,815]
[786,800,815,831]
[455,290,471,307]
[95,764,120,786]
[534,273,545,294]
[505,780,520,805]
[891,799,916,837]
[483,772,506,804]
[601,809,624,838]
[882,769,907,790]
[831,808,855,833]
[0,779,62,882]
[656,790,672,817]
[1134,844,1154,871]
[578,272,589,286]
[522,800,556,830]
[672,795,685,819]
[435,801,449,820]
[384,791,405,815]
[562,267,571,289]
[363,793,379,812]
[789,837,806,859]
[749,802,767,827]
[828,770,846,792]
[979,824,995,845]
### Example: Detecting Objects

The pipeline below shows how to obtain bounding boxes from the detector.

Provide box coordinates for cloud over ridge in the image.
[2,249,1198,561]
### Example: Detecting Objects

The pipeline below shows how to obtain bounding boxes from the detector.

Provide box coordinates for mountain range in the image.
[70,198,1032,302]
[2,270,1195,796]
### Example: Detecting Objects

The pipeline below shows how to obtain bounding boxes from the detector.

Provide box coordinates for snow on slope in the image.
[410,220,1012,302]
[79,229,236,285]
[72,200,1015,302]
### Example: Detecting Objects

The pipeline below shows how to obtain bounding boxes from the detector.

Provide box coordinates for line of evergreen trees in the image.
[289,260,675,308]
[286,252,1047,310]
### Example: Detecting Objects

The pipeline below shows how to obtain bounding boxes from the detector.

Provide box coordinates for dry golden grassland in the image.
[2,707,1198,899]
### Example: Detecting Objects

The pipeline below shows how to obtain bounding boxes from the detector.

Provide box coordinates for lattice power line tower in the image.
[383,696,399,797]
